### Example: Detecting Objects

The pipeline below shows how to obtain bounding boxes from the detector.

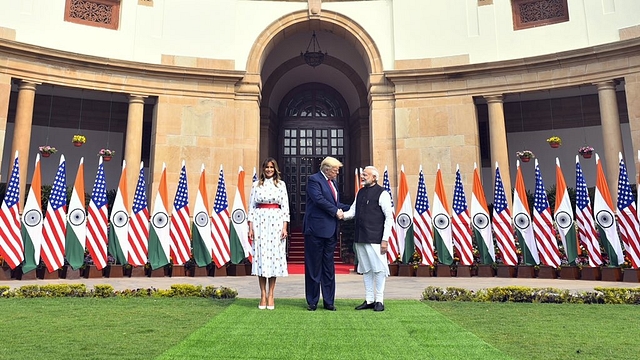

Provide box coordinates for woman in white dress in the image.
[248,157,290,310]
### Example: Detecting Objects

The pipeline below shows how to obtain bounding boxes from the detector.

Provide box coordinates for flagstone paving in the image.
[1,272,636,300]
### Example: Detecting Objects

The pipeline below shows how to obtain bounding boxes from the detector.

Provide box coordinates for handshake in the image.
[336,209,344,220]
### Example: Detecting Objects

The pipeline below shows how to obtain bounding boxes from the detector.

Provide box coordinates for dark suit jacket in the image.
[303,171,349,238]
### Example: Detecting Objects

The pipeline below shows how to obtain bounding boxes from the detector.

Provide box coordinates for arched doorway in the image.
[279,83,349,231]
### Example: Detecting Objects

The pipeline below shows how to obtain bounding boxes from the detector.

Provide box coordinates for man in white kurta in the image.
[343,166,394,311]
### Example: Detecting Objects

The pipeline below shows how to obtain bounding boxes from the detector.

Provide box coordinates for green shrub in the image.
[0,283,238,299]
[423,286,640,305]
[170,284,202,297]
[94,285,115,298]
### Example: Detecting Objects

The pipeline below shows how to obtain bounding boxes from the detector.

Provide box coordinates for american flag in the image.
[86,160,109,270]
[616,156,640,268]
[532,161,560,267]
[252,167,258,183]
[383,167,399,263]
[492,165,517,266]
[575,159,603,267]
[42,156,67,272]
[414,166,434,265]
[451,167,473,265]
[211,166,231,267]
[170,162,191,265]
[0,154,22,269]
[127,164,149,266]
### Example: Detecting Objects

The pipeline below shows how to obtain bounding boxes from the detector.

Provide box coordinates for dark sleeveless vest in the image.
[354,184,385,244]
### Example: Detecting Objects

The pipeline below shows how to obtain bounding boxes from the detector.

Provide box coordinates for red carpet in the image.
[287,263,354,275]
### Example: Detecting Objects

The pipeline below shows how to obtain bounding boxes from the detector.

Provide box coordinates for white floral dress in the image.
[248,178,290,277]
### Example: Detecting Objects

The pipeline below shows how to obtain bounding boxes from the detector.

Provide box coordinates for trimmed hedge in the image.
[0,284,238,299]
[422,286,640,305]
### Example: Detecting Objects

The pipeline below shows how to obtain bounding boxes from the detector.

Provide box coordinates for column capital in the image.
[484,95,504,103]
[128,94,148,104]
[17,80,40,92]
[594,80,618,91]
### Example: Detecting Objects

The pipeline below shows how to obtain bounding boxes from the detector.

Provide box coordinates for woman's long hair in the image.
[259,157,281,186]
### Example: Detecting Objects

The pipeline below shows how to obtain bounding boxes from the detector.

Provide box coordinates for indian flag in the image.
[230,166,251,264]
[396,165,415,263]
[192,164,215,267]
[593,154,625,266]
[433,164,453,265]
[512,160,539,265]
[554,158,579,265]
[21,154,43,274]
[148,163,171,270]
[108,160,130,265]
[65,158,87,270]
[470,163,494,264]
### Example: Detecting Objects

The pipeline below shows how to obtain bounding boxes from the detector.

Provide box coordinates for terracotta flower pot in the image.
[388,263,399,276]
[73,141,83,147]
[456,265,472,277]
[559,266,581,280]
[41,152,51,158]
[601,267,622,282]
[477,264,496,277]
[102,156,112,162]
[496,265,517,278]
[580,266,601,280]
[519,157,531,162]
[517,265,536,278]
[436,264,452,277]
[549,142,560,148]
[415,265,433,277]
[537,265,558,279]
[398,264,415,276]
[622,268,640,283]
[581,152,592,159]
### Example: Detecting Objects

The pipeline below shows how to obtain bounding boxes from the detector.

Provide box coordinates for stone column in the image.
[234,75,261,196]
[485,95,512,208]
[369,74,396,186]
[0,74,12,182]
[595,80,624,207]
[124,94,146,207]
[10,80,39,200]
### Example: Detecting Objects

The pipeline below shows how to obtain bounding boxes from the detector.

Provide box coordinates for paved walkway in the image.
[1,272,637,300]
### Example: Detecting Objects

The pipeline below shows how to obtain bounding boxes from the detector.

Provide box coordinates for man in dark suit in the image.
[303,156,350,311]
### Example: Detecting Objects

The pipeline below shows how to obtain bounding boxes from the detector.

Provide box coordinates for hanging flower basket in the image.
[98,148,115,162]
[578,146,594,159]
[39,146,57,158]
[515,150,534,163]
[72,134,86,147]
[546,136,562,148]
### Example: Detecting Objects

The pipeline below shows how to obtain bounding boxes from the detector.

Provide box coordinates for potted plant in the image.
[38,145,57,158]
[98,148,115,161]
[578,145,594,159]
[72,134,86,147]
[0,256,12,280]
[515,150,535,163]
[546,136,562,148]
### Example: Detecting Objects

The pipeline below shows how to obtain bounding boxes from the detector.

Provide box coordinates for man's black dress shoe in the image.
[373,302,384,312]
[323,305,336,311]
[355,301,375,310]
[307,304,317,311]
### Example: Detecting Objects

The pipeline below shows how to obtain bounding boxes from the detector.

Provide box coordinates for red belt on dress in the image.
[256,203,280,209]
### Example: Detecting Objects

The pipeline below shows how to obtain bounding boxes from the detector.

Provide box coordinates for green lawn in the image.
[0,297,636,359]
